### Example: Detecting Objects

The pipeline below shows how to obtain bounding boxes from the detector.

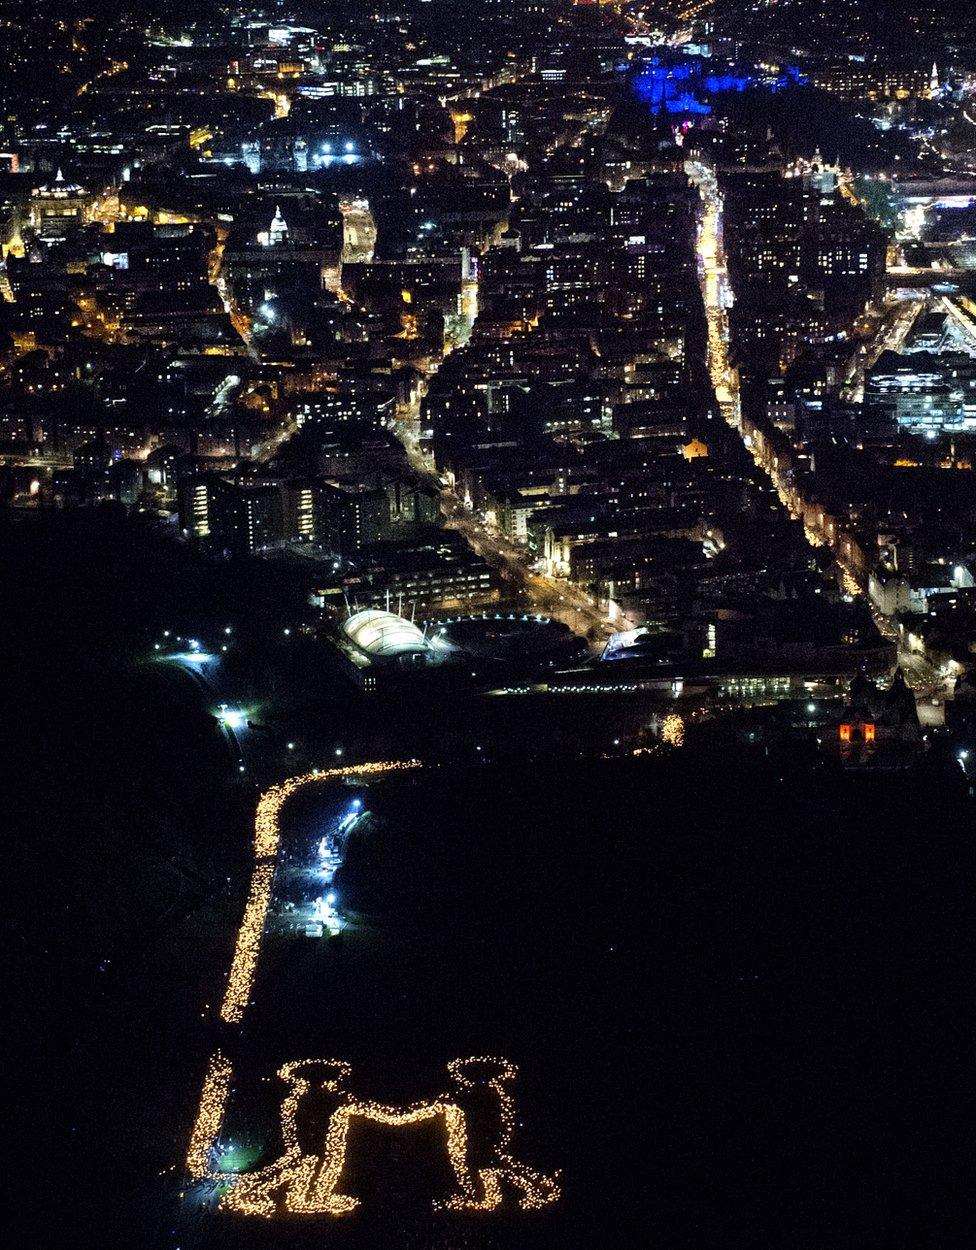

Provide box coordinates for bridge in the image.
[886,266,969,288]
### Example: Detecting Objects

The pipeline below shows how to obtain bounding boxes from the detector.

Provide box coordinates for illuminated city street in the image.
[688,157,741,426]
[441,494,621,641]
[339,197,377,266]
[689,158,955,712]
[839,296,926,403]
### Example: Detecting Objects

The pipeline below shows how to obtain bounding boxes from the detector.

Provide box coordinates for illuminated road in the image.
[687,160,954,707]
[254,416,300,465]
[441,492,621,642]
[687,158,740,426]
[209,225,257,359]
[387,262,618,644]
[940,294,976,351]
[689,158,862,557]
[840,296,926,403]
[394,409,618,643]
[339,197,376,265]
[1,452,73,470]
[689,163,866,573]
[156,644,254,775]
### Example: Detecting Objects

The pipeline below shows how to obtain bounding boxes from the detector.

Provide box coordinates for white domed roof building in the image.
[341,609,431,660]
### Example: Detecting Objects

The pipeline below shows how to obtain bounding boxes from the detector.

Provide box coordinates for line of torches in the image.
[188,759,560,1216]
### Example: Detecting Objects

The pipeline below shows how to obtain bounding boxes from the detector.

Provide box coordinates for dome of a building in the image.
[342,609,430,658]
[35,168,85,196]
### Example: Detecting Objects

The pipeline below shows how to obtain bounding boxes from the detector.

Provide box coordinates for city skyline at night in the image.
[5,3,976,1246]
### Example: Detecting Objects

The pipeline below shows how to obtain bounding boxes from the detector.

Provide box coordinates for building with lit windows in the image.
[866,350,976,434]
[29,169,91,239]
[210,479,283,557]
[178,476,213,540]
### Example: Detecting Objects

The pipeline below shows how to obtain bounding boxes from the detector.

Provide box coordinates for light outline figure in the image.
[187,762,559,1217]
[218,1056,559,1217]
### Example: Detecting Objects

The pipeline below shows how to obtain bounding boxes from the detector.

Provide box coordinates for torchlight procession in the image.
[217,1057,559,1217]
[191,760,559,1218]
[222,760,422,1023]
[186,1051,233,1184]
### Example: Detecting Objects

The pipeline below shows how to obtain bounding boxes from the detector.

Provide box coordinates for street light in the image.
[218,705,244,731]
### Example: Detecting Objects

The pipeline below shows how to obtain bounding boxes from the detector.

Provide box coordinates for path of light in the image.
[220,861,275,1025]
[220,760,422,1024]
[189,760,559,1216]
[219,1056,560,1216]
[187,1051,233,1181]
[689,162,843,550]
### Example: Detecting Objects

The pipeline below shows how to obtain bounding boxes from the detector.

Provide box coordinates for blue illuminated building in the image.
[633,57,805,117]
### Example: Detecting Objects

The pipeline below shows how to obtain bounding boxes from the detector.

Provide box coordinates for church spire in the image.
[269,204,288,246]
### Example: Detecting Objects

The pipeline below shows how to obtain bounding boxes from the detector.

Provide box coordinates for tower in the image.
[269,205,288,247]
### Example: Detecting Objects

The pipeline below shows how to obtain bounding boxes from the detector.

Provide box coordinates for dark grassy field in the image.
[195,760,976,1249]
